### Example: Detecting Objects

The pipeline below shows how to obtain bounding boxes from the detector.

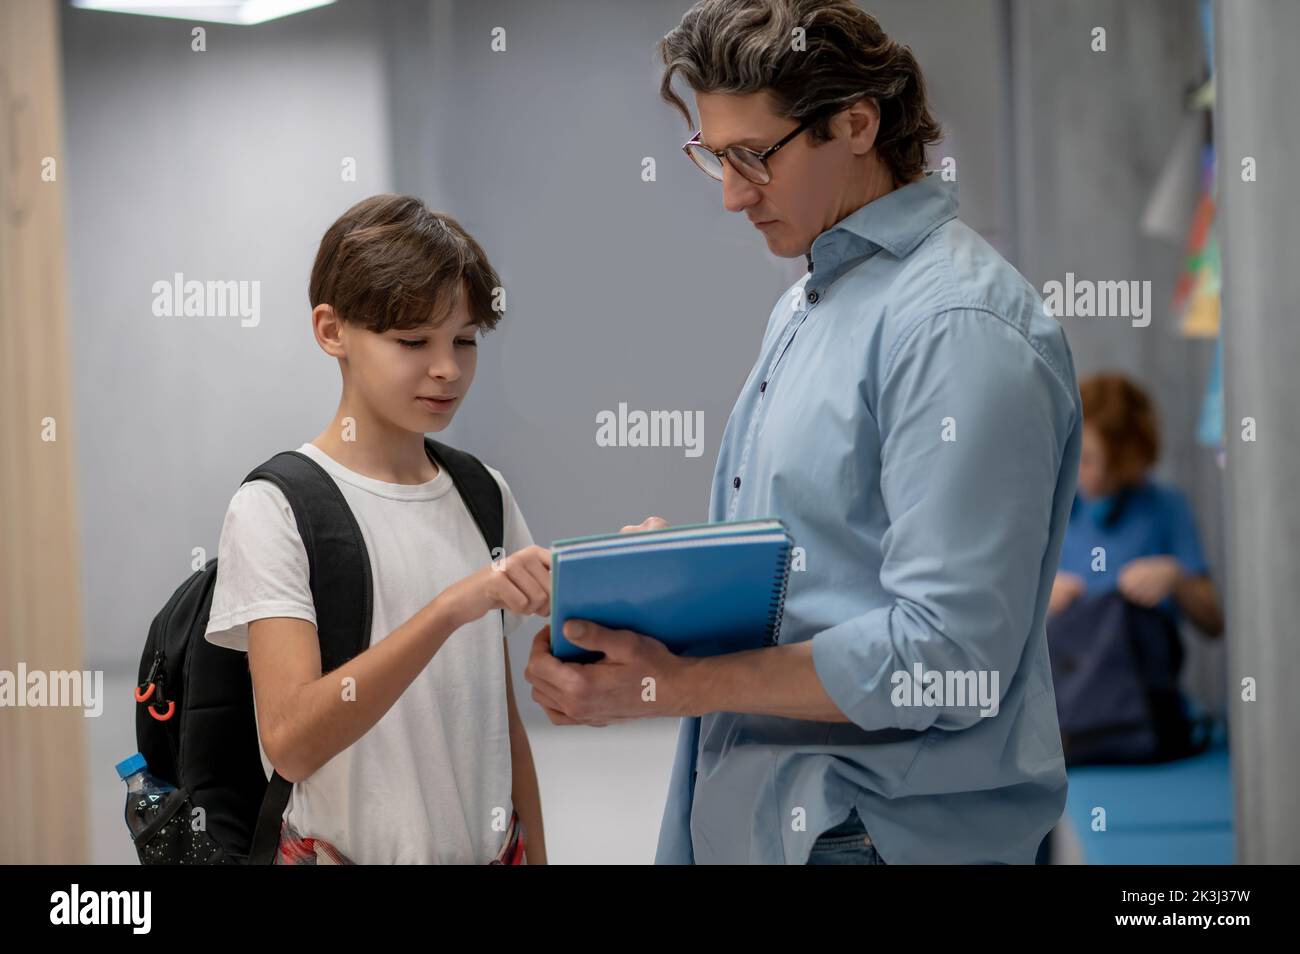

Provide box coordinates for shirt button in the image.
[733,477,741,489]
[759,381,767,393]
[807,290,820,304]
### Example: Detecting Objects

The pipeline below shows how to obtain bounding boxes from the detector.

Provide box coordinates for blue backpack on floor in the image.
[1047,589,1212,766]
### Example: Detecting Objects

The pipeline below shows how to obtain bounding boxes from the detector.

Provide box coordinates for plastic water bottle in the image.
[115,753,177,840]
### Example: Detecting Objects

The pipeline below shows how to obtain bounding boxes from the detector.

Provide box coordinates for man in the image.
[525,0,1081,865]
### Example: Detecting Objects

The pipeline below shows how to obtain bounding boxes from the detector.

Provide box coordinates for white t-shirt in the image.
[204,442,534,864]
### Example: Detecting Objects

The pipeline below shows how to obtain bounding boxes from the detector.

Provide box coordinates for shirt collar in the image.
[807,171,958,276]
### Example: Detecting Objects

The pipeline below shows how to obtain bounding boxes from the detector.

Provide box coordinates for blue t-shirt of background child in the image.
[1057,478,1210,621]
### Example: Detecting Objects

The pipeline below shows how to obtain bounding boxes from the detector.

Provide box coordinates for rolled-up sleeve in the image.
[812,308,1075,732]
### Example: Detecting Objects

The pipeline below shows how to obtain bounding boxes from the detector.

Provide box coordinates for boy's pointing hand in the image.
[446,544,551,628]
[620,515,670,534]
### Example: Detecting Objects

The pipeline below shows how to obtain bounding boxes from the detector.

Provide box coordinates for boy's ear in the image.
[312,304,347,358]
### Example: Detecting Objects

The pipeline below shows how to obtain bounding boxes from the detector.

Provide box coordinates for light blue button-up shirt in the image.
[655,171,1082,865]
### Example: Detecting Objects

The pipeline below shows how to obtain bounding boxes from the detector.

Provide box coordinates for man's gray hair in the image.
[659,0,942,183]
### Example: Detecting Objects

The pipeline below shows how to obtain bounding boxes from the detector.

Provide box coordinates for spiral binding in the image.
[764,539,794,647]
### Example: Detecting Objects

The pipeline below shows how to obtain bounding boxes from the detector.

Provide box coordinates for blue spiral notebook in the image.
[549,518,794,663]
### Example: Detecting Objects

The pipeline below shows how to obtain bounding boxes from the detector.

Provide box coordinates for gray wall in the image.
[1008,0,1226,714]
[1010,0,1221,546]
[1216,0,1300,865]
[61,1,393,672]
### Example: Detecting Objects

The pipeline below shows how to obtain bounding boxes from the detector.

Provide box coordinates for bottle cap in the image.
[115,752,147,779]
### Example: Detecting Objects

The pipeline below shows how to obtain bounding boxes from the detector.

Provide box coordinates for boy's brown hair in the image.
[309,194,502,333]
[1080,373,1161,486]
[658,0,942,185]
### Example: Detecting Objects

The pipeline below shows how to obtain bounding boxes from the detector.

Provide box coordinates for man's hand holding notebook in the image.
[548,517,794,663]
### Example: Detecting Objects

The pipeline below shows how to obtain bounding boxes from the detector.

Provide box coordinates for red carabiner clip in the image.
[148,699,176,721]
[136,651,164,704]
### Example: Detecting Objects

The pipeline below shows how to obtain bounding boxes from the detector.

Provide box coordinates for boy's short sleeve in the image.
[490,467,537,638]
[1164,486,1210,578]
[205,480,317,653]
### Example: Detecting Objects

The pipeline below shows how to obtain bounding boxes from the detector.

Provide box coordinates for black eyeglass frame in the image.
[682,116,819,185]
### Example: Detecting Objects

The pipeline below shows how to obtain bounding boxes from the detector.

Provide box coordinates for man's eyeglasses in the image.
[682,117,817,185]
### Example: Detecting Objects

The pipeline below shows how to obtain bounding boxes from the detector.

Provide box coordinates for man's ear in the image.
[843,97,881,156]
[313,303,346,359]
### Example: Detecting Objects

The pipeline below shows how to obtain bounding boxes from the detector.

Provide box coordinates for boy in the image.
[204,194,550,864]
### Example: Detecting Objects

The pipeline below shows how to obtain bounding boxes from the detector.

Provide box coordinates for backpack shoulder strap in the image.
[424,438,504,557]
[239,449,373,865]
[249,773,292,866]
[242,451,374,671]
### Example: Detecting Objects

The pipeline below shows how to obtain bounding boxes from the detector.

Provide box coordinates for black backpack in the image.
[132,438,503,864]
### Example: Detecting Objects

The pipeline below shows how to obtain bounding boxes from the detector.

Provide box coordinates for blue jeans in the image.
[806,810,886,865]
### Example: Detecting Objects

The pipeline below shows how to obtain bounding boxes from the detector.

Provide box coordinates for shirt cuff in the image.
[810,608,910,731]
